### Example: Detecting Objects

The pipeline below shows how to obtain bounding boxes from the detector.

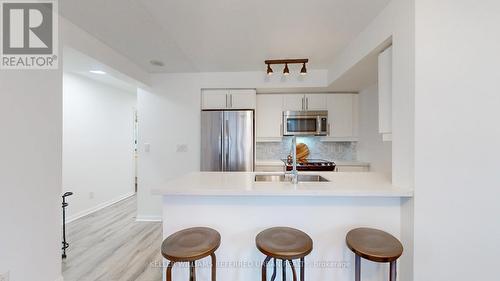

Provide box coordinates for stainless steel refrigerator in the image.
[201,110,254,171]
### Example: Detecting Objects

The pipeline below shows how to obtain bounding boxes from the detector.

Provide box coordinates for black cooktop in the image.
[281,159,336,171]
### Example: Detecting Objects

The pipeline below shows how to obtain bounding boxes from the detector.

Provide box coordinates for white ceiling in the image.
[60,0,390,73]
[64,47,138,93]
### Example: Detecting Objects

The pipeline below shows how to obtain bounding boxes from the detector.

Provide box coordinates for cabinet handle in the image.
[226,94,229,108]
[306,97,309,110]
[230,94,233,108]
[301,97,305,110]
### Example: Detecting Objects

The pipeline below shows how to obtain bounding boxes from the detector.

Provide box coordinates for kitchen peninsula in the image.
[153,172,412,281]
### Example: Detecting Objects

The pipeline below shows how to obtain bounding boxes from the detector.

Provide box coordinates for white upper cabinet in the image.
[378,46,392,139]
[282,94,328,111]
[283,94,305,111]
[202,89,256,110]
[326,94,359,140]
[256,94,284,139]
[228,89,256,109]
[305,94,328,110]
[201,89,229,109]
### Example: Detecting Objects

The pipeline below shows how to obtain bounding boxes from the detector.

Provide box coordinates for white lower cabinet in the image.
[335,165,369,172]
[255,163,285,172]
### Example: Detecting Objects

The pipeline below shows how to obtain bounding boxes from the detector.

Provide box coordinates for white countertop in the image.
[152,171,413,197]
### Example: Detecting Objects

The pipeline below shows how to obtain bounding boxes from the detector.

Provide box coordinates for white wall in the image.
[357,84,392,176]
[0,71,62,280]
[328,0,414,190]
[137,71,328,220]
[328,1,415,279]
[414,1,500,280]
[63,72,136,221]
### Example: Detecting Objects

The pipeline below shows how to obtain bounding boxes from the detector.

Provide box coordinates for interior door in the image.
[224,111,254,171]
[201,111,223,171]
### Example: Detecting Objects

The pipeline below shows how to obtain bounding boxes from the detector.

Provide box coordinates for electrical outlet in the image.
[176,144,188,152]
[0,271,10,281]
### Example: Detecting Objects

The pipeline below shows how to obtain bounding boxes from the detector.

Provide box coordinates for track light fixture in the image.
[283,64,290,75]
[264,59,309,76]
[267,64,273,75]
[300,63,307,75]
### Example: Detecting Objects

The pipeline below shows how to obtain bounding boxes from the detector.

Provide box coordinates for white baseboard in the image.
[55,275,64,281]
[66,192,136,223]
[136,215,162,222]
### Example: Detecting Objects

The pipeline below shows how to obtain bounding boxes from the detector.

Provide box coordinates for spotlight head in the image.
[300,63,307,75]
[267,64,273,75]
[283,64,290,76]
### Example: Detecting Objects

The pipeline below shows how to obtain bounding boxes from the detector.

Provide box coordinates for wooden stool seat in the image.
[161,227,221,262]
[256,227,313,260]
[346,227,403,263]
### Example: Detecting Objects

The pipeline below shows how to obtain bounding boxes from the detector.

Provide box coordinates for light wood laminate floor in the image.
[62,195,163,281]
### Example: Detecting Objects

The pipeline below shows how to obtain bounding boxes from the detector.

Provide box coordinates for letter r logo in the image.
[2,2,53,54]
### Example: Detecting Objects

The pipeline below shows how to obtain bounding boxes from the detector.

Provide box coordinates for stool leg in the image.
[300,257,305,281]
[190,261,196,281]
[271,258,277,281]
[166,261,175,281]
[288,260,297,281]
[282,259,286,281]
[262,256,272,281]
[355,255,361,281]
[389,261,397,281]
[211,253,217,281]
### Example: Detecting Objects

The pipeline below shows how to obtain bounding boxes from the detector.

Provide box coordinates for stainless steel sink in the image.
[254,174,329,182]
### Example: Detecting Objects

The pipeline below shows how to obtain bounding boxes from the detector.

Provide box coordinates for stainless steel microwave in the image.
[282,110,329,136]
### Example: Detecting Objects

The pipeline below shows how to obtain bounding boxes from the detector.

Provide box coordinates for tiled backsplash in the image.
[256,137,357,161]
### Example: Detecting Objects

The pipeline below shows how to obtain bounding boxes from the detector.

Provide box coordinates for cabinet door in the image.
[305,94,328,110]
[229,89,256,109]
[378,46,392,134]
[327,94,356,138]
[256,94,283,138]
[283,94,305,111]
[202,89,228,109]
[335,165,369,172]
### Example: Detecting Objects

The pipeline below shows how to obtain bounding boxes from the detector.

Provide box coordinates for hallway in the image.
[62,195,162,281]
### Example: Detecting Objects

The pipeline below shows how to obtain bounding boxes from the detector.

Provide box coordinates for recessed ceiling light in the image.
[89,70,106,75]
[150,60,164,67]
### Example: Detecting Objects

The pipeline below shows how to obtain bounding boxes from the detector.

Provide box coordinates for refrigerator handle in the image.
[224,119,230,170]
[220,117,224,171]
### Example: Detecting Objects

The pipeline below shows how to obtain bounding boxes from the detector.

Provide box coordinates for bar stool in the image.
[256,227,313,281]
[161,227,221,281]
[346,228,403,281]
